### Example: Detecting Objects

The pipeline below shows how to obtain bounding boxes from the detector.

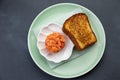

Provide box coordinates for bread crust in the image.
[62,13,97,50]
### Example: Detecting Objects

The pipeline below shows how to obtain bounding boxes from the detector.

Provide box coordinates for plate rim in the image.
[27,3,106,78]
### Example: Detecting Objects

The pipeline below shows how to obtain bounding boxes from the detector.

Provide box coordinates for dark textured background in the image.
[0,0,120,80]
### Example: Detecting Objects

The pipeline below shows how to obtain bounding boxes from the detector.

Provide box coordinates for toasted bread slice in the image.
[62,13,97,50]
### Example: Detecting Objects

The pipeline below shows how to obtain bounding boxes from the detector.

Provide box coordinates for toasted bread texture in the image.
[62,13,97,50]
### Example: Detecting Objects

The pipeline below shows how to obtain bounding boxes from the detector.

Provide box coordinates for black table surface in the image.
[0,0,120,80]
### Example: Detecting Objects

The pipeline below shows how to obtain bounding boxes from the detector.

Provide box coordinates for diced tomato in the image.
[45,32,66,54]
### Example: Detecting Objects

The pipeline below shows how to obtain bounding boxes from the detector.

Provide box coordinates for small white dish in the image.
[37,23,74,63]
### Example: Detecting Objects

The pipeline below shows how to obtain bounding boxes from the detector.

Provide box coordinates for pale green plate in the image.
[28,3,106,78]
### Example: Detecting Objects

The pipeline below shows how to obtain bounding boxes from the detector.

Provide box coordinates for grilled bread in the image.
[62,13,97,50]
